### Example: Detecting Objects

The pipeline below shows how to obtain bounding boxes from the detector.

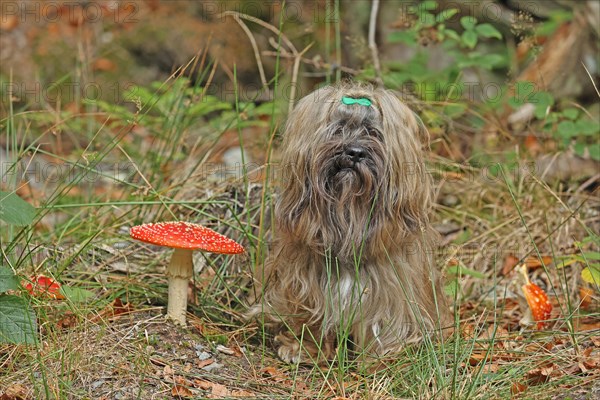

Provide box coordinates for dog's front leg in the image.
[274,323,335,364]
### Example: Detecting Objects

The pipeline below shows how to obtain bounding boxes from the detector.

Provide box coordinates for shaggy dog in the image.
[251,82,448,363]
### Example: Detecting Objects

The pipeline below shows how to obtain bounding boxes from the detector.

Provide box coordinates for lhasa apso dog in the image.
[251,82,449,363]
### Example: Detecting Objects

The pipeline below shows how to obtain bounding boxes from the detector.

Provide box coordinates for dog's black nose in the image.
[345,146,366,163]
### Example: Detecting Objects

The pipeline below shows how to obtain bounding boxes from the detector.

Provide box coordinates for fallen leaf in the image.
[175,376,193,387]
[511,381,527,396]
[502,255,520,276]
[0,14,19,31]
[231,389,256,397]
[216,344,234,355]
[526,364,555,385]
[90,298,134,322]
[56,312,78,330]
[210,383,229,397]
[579,287,594,310]
[193,379,213,390]
[261,366,286,382]
[163,365,174,377]
[92,58,116,72]
[171,385,194,399]
[196,358,215,369]
[524,134,542,155]
[524,255,553,269]
[0,384,30,400]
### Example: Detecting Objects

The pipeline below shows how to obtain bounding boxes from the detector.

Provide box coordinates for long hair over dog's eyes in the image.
[366,127,382,140]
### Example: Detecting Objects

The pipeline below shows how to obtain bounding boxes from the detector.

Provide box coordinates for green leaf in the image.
[61,286,95,303]
[462,30,478,49]
[388,31,418,45]
[587,143,600,161]
[562,108,579,120]
[475,23,503,39]
[574,142,587,158]
[533,92,554,118]
[0,191,37,226]
[556,257,579,269]
[0,295,38,344]
[460,16,477,30]
[446,264,487,279]
[556,120,578,139]
[0,267,19,293]
[575,119,600,136]
[436,8,458,23]
[421,12,436,27]
[444,280,459,298]
[580,252,600,261]
[443,103,468,118]
[420,0,438,11]
[444,28,460,41]
[581,265,600,286]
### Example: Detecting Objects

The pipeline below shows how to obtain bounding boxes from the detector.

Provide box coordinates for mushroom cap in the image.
[522,281,552,329]
[130,221,245,254]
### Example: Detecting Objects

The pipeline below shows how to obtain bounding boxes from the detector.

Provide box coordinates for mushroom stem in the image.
[166,248,193,325]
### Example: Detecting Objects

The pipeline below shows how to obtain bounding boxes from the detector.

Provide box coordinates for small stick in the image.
[368,0,383,86]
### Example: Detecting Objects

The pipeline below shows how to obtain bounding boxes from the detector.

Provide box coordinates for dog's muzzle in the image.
[336,145,367,170]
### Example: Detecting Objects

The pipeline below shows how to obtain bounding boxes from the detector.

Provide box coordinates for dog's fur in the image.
[250,82,449,363]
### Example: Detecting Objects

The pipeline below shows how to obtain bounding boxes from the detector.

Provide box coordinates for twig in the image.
[220,10,303,112]
[581,61,600,99]
[261,51,360,76]
[368,0,383,86]
[220,11,297,56]
[227,13,270,97]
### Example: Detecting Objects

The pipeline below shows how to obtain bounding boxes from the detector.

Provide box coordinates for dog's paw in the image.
[274,333,302,364]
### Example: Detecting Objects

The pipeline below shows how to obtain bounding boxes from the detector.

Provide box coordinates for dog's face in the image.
[277,83,432,259]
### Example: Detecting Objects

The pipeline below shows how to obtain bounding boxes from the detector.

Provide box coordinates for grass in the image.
[1,16,599,400]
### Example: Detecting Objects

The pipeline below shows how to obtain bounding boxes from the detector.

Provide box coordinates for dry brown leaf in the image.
[230,344,244,357]
[196,358,215,369]
[524,134,542,155]
[524,255,553,269]
[210,383,229,398]
[91,298,134,322]
[511,381,527,396]
[175,376,194,387]
[92,58,116,72]
[474,362,499,374]
[56,312,78,330]
[574,320,600,332]
[579,287,595,310]
[193,379,213,391]
[0,384,30,400]
[0,14,19,31]
[171,385,194,399]
[502,255,520,276]
[261,366,286,381]
[526,364,555,385]
[231,389,256,398]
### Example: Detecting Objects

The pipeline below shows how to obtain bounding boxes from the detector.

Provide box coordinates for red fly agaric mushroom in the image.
[519,264,552,330]
[129,221,244,325]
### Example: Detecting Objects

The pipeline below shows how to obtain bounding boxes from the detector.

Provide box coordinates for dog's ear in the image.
[384,89,430,147]
[372,88,433,231]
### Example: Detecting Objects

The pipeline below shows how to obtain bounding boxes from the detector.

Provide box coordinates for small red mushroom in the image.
[519,264,552,330]
[25,275,64,300]
[130,221,244,325]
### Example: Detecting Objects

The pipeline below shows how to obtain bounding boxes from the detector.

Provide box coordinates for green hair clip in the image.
[341,96,372,107]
